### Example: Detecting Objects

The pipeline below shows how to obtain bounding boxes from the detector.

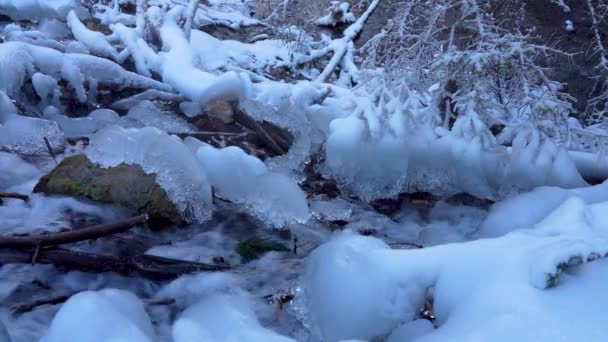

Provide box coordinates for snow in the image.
[479,181,608,238]
[387,320,434,342]
[196,145,310,227]
[565,19,575,32]
[305,196,608,341]
[42,289,155,342]
[190,30,290,73]
[85,126,213,223]
[172,294,295,342]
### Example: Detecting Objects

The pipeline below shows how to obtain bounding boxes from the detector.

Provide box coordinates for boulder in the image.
[34,155,182,228]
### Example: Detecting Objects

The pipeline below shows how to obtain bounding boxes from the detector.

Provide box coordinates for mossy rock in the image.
[236,237,290,263]
[34,154,182,228]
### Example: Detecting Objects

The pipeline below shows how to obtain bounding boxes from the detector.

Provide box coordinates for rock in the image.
[34,155,182,228]
[236,237,290,263]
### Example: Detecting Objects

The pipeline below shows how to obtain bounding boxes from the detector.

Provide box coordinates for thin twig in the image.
[43,137,57,165]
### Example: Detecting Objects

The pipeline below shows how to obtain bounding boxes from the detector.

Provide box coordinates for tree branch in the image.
[0,247,230,280]
[0,215,148,248]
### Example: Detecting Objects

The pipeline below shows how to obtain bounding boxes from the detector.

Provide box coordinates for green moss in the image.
[236,237,290,263]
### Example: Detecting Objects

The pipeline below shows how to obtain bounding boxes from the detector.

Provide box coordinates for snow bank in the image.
[173,294,294,342]
[305,197,608,341]
[42,289,154,342]
[86,126,213,223]
[196,145,310,227]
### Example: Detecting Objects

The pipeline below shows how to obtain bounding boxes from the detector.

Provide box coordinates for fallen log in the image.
[0,247,231,281]
[0,214,148,248]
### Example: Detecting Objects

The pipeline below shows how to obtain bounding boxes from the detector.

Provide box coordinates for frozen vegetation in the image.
[1,0,608,341]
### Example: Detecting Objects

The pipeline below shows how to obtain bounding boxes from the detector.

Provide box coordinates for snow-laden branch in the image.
[315,0,381,83]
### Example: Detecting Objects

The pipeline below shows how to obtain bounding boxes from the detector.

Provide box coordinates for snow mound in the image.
[86,126,212,223]
[196,145,310,227]
[172,294,294,342]
[305,196,608,341]
[42,289,154,342]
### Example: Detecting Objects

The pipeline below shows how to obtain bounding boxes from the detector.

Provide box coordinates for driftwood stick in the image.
[0,192,29,201]
[0,247,231,280]
[0,214,148,248]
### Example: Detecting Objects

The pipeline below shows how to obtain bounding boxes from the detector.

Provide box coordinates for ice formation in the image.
[196,145,310,227]
[85,126,213,223]
[0,116,66,155]
[122,100,193,133]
